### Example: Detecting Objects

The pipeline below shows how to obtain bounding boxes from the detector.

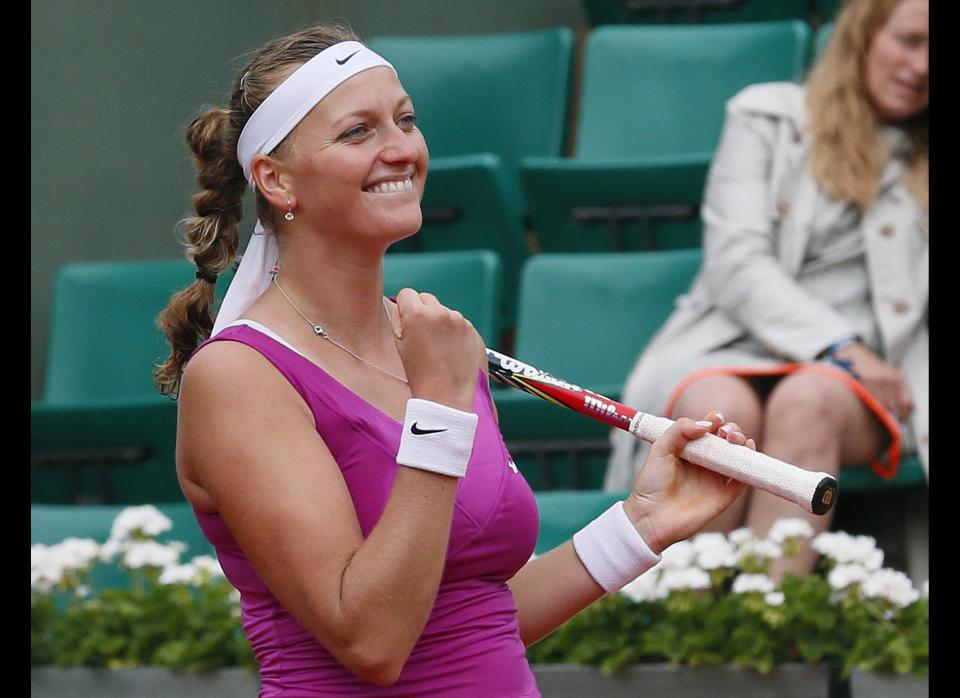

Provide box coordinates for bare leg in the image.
[748,371,886,581]
[670,374,765,533]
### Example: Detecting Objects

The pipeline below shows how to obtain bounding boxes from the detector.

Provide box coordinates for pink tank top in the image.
[192,322,541,697]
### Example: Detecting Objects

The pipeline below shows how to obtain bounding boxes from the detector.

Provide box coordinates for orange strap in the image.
[662,362,901,479]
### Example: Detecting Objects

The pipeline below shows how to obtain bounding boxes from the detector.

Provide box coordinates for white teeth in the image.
[368,178,413,194]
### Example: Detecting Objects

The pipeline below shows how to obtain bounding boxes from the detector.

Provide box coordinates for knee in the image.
[670,375,762,433]
[764,374,849,443]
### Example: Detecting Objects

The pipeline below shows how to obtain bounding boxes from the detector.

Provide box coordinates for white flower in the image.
[768,518,814,544]
[31,538,99,591]
[828,563,870,590]
[764,591,785,606]
[621,572,663,603]
[56,538,101,569]
[690,532,738,569]
[110,505,172,541]
[697,543,739,570]
[159,563,199,585]
[862,568,920,608]
[691,532,729,554]
[729,528,755,546]
[99,538,124,563]
[659,540,696,570]
[31,543,49,568]
[750,540,783,560]
[74,584,90,598]
[660,567,712,593]
[191,555,224,578]
[812,531,884,569]
[732,573,776,594]
[122,540,185,570]
[31,571,56,593]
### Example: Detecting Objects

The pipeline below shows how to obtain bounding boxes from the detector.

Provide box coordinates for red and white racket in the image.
[487,348,838,515]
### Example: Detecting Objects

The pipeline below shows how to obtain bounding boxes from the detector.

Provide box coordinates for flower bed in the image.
[526,520,928,679]
[32,506,927,687]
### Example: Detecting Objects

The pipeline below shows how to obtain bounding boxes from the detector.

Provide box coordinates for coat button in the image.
[776,201,790,216]
[894,301,909,314]
[880,224,894,237]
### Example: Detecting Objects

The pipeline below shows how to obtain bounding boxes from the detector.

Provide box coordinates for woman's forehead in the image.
[315,67,408,123]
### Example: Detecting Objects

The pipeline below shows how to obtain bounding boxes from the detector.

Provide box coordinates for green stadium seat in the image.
[813,20,834,58]
[523,21,810,252]
[582,0,811,25]
[368,28,575,330]
[493,250,702,489]
[522,153,711,252]
[32,259,197,504]
[841,453,925,494]
[383,250,502,346]
[534,489,629,554]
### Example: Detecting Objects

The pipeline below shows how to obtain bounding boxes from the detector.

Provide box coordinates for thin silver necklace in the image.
[273,275,408,384]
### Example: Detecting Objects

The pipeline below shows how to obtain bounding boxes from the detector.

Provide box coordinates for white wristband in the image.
[572,501,662,593]
[396,398,479,478]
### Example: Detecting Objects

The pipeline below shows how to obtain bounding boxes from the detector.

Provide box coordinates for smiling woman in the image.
[151,22,759,698]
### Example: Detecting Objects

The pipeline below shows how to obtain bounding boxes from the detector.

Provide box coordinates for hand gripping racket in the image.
[486,349,838,515]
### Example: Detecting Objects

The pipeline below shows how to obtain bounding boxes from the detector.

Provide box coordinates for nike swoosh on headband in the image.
[411,422,448,435]
[336,50,361,65]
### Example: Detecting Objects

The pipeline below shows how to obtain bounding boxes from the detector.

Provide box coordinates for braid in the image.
[153,108,246,396]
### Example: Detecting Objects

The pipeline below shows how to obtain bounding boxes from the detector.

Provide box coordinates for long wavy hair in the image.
[153,23,360,397]
[806,0,928,210]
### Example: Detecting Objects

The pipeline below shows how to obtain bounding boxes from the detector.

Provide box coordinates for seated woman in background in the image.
[606,0,928,581]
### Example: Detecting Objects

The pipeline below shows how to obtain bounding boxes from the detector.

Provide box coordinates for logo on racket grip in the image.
[821,489,834,506]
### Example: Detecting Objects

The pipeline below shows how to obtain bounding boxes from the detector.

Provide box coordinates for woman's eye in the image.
[341,125,369,140]
[896,33,923,49]
[398,114,417,130]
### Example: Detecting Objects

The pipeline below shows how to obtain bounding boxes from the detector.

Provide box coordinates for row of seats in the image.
[369,21,834,330]
[32,251,924,504]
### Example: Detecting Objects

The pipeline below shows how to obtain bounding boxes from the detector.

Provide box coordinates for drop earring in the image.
[284,199,295,221]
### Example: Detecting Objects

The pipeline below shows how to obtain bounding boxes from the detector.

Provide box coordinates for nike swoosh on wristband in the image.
[411,422,448,435]
[336,50,361,65]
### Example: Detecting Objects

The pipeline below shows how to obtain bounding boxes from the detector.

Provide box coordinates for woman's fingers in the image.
[693,412,750,446]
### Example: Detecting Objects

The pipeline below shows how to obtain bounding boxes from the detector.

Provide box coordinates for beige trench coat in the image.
[605,82,929,490]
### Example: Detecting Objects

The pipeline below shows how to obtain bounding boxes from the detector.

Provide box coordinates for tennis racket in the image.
[487,348,838,515]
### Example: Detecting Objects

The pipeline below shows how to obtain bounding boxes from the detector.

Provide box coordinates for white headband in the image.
[212,41,395,336]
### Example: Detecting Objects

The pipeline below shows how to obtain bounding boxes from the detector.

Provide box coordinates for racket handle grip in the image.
[630,413,837,515]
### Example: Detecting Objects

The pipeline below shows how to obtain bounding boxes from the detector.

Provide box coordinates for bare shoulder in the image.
[176,338,315,509]
[180,338,312,420]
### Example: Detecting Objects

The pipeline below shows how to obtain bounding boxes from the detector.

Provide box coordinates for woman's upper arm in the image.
[177,341,363,647]
[699,105,854,358]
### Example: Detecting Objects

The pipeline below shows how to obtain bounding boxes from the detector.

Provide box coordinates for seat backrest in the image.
[576,21,811,159]
[583,0,810,25]
[383,250,502,346]
[814,20,834,59]
[43,259,196,403]
[368,28,574,168]
[513,249,703,389]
